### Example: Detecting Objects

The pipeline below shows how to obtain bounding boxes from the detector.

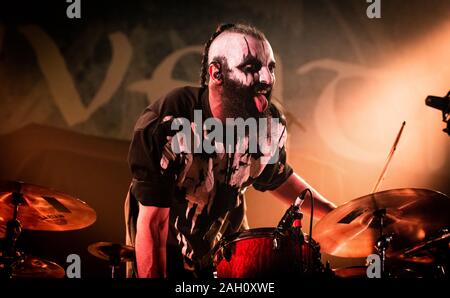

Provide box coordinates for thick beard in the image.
[221,73,271,120]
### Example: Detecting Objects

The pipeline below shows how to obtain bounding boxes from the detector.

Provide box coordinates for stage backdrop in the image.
[1,0,449,276]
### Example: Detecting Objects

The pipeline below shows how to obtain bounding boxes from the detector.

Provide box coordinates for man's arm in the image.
[270,172,337,220]
[135,203,169,278]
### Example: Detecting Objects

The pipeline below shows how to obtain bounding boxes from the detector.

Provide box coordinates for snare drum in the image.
[213,227,322,278]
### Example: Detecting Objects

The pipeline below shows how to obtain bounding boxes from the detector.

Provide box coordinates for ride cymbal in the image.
[313,188,450,258]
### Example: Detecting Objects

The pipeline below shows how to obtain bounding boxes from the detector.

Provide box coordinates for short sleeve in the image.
[127,109,178,207]
[252,146,293,192]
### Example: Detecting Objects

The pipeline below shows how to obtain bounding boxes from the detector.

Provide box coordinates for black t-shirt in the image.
[126,86,293,277]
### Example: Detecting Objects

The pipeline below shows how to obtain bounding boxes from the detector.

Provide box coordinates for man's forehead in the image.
[208,32,274,65]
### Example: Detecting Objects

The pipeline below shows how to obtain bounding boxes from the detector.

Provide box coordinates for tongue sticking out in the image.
[253,94,268,113]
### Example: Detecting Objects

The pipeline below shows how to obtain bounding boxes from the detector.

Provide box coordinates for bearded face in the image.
[221,62,273,119]
[208,33,276,120]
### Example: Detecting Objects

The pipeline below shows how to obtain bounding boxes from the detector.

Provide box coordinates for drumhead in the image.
[220,227,276,245]
[213,227,312,255]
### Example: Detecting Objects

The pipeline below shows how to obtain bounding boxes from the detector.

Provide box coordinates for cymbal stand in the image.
[373,208,393,278]
[369,122,405,278]
[108,244,123,279]
[1,192,24,278]
[432,229,449,278]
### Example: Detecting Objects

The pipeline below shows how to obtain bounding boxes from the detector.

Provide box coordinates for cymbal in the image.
[333,266,367,278]
[333,265,422,278]
[313,188,450,258]
[88,242,135,264]
[11,255,65,278]
[404,232,450,255]
[399,231,450,264]
[0,181,96,232]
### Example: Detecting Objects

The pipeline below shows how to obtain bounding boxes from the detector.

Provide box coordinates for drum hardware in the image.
[368,121,404,277]
[402,229,449,260]
[3,192,24,258]
[0,180,97,278]
[1,190,25,278]
[314,188,450,278]
[213,227,323,278]
[372,207,395,278]
[273,196,303,250]
[213,191,329,278]
[1,250,65,279]
[275,197,303,234]
[313,118,450,278]
[9,254,65,278]
[87,242,135,278]
[291,216,305,246]
[273,193,318,273]
[425,91,450,136]
[222,245,232,263]
[375,233,394,277]
[397,229,450,278]
[333,264,426,279]
[313,188,450,257]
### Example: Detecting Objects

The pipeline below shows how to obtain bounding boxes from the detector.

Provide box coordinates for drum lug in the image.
[223,246,232,262]
[272,232,282,250]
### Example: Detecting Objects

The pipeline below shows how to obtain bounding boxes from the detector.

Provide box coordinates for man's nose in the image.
[258,67,274,85]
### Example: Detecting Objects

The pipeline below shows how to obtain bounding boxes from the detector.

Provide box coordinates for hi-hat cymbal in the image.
[313,188,450,258]
[11,255,65,278]
[0,181,96,232]
[88,242,135,264]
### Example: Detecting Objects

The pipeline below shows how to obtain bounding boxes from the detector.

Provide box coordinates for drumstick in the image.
[371,121,406,194]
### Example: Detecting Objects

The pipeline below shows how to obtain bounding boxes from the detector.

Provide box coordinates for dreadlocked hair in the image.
[199,23,267,87]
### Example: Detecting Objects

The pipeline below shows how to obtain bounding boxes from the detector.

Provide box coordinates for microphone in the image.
[425,92,450,136]
[425,95,450,113]
[276,193,305,233]
[273,191,308,250]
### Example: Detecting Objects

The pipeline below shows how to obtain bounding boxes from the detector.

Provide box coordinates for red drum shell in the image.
[213,227,318,278]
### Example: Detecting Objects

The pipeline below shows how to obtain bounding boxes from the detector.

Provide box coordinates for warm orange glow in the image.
[292,20,450,206]
[246,21,450,234]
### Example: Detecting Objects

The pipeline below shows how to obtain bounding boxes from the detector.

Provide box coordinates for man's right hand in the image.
[135,203,169,278]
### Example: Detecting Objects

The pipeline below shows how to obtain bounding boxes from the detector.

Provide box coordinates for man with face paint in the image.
[125,24,337,278]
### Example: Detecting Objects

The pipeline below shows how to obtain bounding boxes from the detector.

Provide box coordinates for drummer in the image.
[125,23,336,278]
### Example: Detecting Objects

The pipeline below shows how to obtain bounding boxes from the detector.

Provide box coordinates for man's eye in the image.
[243,64,259,73]
[244,65,255,72]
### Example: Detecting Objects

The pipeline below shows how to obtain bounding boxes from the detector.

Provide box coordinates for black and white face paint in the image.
[209,33,276,119]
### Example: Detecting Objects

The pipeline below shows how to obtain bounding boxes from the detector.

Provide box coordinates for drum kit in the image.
[213,122,449,279]
[1,177,450,280]
[213,188,450,278]
[0,180,449,279]
[0,180,134,278]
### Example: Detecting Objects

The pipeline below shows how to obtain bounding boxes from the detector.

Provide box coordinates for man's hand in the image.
[135,203,169,278]
[270,172,336,220]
